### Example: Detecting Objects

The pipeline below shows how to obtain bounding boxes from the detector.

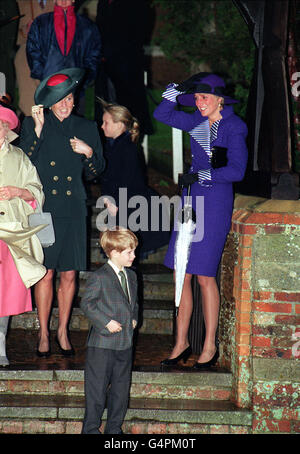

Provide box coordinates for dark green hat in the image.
[34,67,85,108]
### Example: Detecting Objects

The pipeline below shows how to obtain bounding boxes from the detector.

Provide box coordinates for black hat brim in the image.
[177,92,239,107]
[34,68,85,108]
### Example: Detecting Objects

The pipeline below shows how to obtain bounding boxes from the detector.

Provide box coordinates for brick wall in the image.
[219,195,300,434]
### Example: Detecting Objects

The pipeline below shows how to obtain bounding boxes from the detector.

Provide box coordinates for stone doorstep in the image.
[0,395,252,427]
[0,369,233,401]
[0,369,232,387]
[10,300,175,334]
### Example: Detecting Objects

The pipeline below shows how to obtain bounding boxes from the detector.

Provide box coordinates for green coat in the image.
[19,111,105,218]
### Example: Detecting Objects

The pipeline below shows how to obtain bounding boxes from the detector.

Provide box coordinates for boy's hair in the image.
[100,226,138,257]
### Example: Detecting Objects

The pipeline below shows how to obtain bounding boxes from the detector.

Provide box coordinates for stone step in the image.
[11,298,175,335]
[0,393,252,434]
[0,369,233,401]
[11,265,175,335]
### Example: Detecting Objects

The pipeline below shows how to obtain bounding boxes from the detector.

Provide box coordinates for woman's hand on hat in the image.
[31,104,44,137]
[70,136,93,158]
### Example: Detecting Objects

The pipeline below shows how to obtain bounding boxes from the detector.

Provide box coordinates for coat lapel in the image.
[104,263,133,306]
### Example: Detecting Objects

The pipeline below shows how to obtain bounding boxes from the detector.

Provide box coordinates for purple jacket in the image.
[153,99,248,186]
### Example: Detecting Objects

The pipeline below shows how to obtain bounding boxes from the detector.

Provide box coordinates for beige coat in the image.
[0,138,46,288]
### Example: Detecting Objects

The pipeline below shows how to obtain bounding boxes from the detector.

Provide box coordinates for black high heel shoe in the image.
[55,335,75,357]
[36,338,51,358]
[161,346,192,366]
[192,348,219,370]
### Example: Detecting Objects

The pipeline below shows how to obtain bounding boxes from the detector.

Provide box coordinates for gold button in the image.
[30,146,34,150]
[51,189,57,195]
[53,176,59,181]
[66,190,72,196]
[34,140,37,145]
[67,176,72,181]
[28,152,32,156]
[89,163,93,167]
[50,161,56,166]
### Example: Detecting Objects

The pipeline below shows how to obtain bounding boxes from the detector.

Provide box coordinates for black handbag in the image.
[211,146,228,169]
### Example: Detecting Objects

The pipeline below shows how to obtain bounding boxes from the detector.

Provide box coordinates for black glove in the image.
[178,173,198,188]
[211,146,228,169]
[177,72,211,92]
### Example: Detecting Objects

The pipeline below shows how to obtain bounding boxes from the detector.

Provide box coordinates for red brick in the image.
[252,336,271,347]
[253,418,291,433]
[237,323,251,335]
[267,420,291,433]
[253,291,273,301]
[2,421,23,434]
[236,311,251,323]
[240,235,254,247]
[210,425,229,434]
[246,212,284,224]
[252,347,291,359]
[236,344,250,356]
[283,214,300,225]
[275,314,300,325]
[212,389,231,400]
[274,292,300,302]
[254,302,292,313]
[273,336,294,347]
[147,423,167,434]
[264,225,286,234]
[292,421,300,433]
[239,224,258,234]
[238,246,252,257]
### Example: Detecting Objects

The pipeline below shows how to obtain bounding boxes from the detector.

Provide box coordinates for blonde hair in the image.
[100,226,138,257]
[97,97,140,143]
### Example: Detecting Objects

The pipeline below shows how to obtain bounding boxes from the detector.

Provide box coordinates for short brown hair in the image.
[100,226,138,257]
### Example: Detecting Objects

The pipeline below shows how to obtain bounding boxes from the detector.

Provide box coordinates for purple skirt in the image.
[164,182,234,277]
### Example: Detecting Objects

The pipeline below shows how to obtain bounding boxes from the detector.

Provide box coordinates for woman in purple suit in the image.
[154,73,248,369]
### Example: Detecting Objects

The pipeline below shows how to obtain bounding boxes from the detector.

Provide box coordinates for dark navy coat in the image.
[100,132,169,257]
[26,12,101,87]
[19,111,105,219]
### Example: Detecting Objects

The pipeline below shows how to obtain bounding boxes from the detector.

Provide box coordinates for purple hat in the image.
[177,74,238,107]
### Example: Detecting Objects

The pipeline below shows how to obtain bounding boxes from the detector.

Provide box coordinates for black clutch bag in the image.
[211,146,228,169]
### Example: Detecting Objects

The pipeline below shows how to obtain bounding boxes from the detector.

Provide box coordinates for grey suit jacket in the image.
[80,263,138,350]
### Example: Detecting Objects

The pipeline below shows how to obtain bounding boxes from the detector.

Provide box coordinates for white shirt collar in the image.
[107,259,126,277]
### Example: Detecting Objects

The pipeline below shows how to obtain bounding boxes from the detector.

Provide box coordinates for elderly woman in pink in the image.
[0,104,46,366]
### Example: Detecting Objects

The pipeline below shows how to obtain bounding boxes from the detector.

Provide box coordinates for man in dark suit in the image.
[80,227,139,435]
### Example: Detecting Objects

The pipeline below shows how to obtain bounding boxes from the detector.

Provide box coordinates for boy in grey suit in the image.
[81,227,139,434]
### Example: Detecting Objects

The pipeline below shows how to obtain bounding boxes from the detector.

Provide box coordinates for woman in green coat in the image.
[20,68,105,357]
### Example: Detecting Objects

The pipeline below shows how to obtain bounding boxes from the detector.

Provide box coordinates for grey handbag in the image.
[28,202,55,247]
